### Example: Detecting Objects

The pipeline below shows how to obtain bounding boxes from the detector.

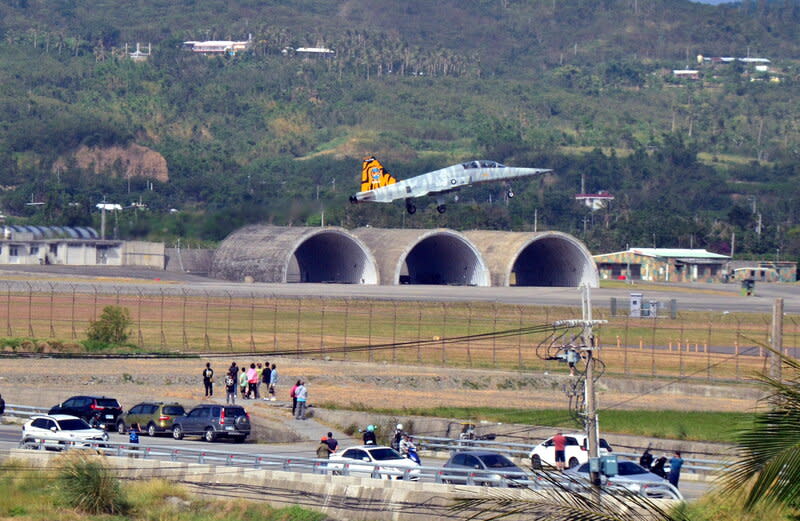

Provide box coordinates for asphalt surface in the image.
[0,265,797,313]
[0,421,708,500]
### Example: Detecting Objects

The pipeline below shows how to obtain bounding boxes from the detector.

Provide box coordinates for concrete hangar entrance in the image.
[211,226,598,288]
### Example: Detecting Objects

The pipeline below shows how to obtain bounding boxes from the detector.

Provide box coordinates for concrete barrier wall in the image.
[124,241,166,269]
[4,449,556,521]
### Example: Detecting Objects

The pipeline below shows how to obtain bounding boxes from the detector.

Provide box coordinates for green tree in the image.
[86,305,131,344]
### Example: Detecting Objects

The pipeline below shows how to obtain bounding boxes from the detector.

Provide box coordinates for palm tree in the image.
[449,472,689,521]
[722,352,800,510]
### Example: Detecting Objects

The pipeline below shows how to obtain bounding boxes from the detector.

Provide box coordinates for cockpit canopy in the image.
[461,160,506,169]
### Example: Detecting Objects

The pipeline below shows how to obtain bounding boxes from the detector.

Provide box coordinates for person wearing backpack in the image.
[225,373,236,404]
[202,362,214,397]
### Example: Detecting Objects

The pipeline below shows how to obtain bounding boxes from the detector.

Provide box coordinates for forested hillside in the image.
[0,0,799,261]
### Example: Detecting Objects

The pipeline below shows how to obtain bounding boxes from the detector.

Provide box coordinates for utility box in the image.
[601,455,619,477]
[629,293,642,317]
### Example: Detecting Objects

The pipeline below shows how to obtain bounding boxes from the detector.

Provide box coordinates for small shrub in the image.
[57,453,129,514]
[342,423,358,436]
[86,305,131,344]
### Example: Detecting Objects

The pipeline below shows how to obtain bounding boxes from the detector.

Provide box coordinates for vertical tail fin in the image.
[361,156,397,192]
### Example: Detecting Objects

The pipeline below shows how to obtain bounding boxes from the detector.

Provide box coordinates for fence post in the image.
[226,292,233,351]
[392,301,398,363]
[368,301,375,362]
[319,297,326,352]
[250,292,257,352]
[27,281,34,337]
[204,292,211,350]
[679,324,685,378]
[5,282,12,336]
[343,298,349,360]
[272,295,278,351]
[517,306,524,369]
[295,297,302,355]
[735,317,741,381]
[137,289,144,348]
[160,289,167,348]
[466,303,473,367]
[49,283,56,337]
[491,303,498,367]
[417,307,423,363]
[440,303,447,365]
[182,289,189,350]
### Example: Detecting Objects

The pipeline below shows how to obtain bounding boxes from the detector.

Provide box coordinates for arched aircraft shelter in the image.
[352,228,491,286]
[463,230,598,287]
[211,225,378,284]
[212,226,597,288]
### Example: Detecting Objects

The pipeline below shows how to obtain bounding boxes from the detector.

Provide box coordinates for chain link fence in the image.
[0,281,796,381]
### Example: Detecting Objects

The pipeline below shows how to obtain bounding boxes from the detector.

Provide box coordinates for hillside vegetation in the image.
[0,0,799,260]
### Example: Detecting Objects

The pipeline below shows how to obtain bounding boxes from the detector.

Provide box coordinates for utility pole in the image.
[581,284,600,486]
[770,298,783,384]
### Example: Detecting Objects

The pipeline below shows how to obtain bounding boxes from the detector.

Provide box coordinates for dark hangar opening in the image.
[401,235,486,286]
[288,232,377,284]
[512,237,586,287]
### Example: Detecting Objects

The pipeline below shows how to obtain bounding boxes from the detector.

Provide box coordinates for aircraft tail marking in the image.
[361,156,397,192]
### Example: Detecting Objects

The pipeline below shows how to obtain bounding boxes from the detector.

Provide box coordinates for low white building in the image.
[0,226,164,268]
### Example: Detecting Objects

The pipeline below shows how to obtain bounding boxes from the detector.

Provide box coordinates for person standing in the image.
[294,380,307,420]
[255,363,263,400]
[552,432,567,471]
[225,372,236,404]
[325,432,338,452]
[202,362,214,397]
[0,393,5,416]
[228,361,238,379]
[268,363,278,401]
[239,367,249,399]
[246,363,258,399]
[668,451,684,488]
[290,380,301,416]
[317,436,333,459]
[362,425,377,445]
[316,436,333,473]
[261,362,272,401]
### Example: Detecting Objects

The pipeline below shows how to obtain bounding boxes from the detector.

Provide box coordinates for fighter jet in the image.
[349,157,551,214]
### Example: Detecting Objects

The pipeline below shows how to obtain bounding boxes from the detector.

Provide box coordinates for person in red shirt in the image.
[552,432,567,471]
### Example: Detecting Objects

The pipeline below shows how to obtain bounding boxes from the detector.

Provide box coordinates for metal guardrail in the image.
[414,435,726,476]
[2,404,49,419]
[15,436,683,500]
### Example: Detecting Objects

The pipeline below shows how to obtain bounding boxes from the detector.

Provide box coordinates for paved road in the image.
[0,265,797,313]
[0,422,708,500]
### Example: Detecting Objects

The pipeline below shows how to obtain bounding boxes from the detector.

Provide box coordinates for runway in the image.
[0,265,797,313]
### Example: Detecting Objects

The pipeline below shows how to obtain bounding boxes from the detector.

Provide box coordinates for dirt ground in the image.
[0,355,760,415]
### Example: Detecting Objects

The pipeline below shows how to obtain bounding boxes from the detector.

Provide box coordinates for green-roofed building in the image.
[593,248,731,283]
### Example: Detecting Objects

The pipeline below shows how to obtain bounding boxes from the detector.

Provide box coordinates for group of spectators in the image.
[201,361,279,404]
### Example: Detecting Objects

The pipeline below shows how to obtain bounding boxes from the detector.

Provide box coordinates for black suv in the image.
[48,395,123,429]
[171,404,250,443]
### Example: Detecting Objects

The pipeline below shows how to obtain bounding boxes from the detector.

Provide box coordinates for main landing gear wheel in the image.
[436,205,447,214]
[507,190,514,198]
[406,202,417,215]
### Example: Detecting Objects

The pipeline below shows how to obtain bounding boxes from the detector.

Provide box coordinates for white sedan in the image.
[328,445,421,480]
[21,414,109,450]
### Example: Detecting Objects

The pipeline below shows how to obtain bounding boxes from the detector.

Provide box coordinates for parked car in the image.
[171,404,250,442]
[442,451,529,487]
[529,433,612,469]
[564,460,682,499]
[116,402,186,437]
[328,445,421,480]
[21,414,109,450]
[48,395,123,429]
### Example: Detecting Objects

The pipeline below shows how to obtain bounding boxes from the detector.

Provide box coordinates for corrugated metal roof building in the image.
[593,248,730,283]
